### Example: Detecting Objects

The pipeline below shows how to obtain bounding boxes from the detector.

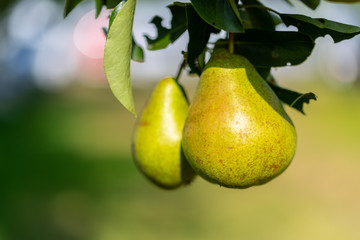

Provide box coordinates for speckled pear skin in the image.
[132,77,195,189]
[182,48,297,188]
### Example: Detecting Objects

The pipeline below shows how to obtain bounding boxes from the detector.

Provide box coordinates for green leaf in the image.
[270,12,283,26]
[233,29,314,67]
[325,0,360,2]
[238,8,253,29]
[64,0,83,17]
[241,0,275,30]
[95,0,104,18]
[102,27,108,37]
[299,0,320,9]
[268,82,317,114]
[145,5,187,50]
[106,0,124,8]
[282,0,294,6]
[104,0,137,116]
[226,0,243,26]
[190,0,244,32]
[132,37,144,62]
[104,26,144,62]
[186,5,213,75]
[108,1,126,31]
[256,67,271,80]
[280,14,360,43]
[198,47,207,71]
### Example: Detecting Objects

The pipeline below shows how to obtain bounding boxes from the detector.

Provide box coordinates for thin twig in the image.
[175,60,186,82]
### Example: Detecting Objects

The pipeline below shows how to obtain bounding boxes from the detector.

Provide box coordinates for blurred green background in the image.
[1,0,360,240]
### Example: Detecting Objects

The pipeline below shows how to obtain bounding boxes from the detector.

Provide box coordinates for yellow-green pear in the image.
[182,48,297,188]
[132,77,195,189]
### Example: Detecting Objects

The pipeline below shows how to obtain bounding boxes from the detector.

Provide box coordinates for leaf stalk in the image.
[175,60,186,82]
[229,32,235,54]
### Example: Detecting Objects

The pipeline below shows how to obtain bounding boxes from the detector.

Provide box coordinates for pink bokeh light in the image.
[73,9,109,59]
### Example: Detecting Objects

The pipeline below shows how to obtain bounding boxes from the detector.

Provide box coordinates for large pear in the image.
[182,48,297,188]
[132,77,195,189]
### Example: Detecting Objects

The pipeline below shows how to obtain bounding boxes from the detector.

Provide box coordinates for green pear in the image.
[132,77,195,189]
[182,48,297,188]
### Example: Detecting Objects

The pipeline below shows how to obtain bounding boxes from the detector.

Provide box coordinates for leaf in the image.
[106,0,124,8]
[241,0,275,30]
[238,8,253,29]
[144,5,187,50]
[325,0,360,2]
[64,0,83,17]
[282,0,294,6]
[299,0,320,10]
[256,67,271,80]
[186,5,212,75]
[108,1,143,63]
[268,82,317,114]
[226,0,243,26]
[104,0,137,116]
[233,29,314,67]
[132,37,144,62]
[270,12,283,26]
[280,14,360,43]
[237,0,274,80]
[102,27,108,36]
[95,0,104,18]
[104,26,145,62]
[190,0,244,32]
[198,47,207,71]
[108,1,126,31]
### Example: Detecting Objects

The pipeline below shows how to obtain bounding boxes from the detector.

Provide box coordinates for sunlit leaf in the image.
[103,26,144,62]
[104,0,137,116]
[108,1,125,31]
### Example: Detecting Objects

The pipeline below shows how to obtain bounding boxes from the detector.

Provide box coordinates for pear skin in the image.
[132,77,195,189]
[182,48,297,188]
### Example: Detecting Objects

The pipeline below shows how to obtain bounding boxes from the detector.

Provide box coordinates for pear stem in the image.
[229,32,235,54]
[175,60,186,82]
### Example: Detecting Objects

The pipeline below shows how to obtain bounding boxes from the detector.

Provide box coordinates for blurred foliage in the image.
[0,0,63,14]
[1,81,360,240]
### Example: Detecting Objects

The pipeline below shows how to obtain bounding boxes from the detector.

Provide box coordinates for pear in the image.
[182,48,297,188]
[132,77,195,189]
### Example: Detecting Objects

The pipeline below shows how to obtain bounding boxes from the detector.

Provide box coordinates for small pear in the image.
[182,48,297,188]
[132,77,195,189]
